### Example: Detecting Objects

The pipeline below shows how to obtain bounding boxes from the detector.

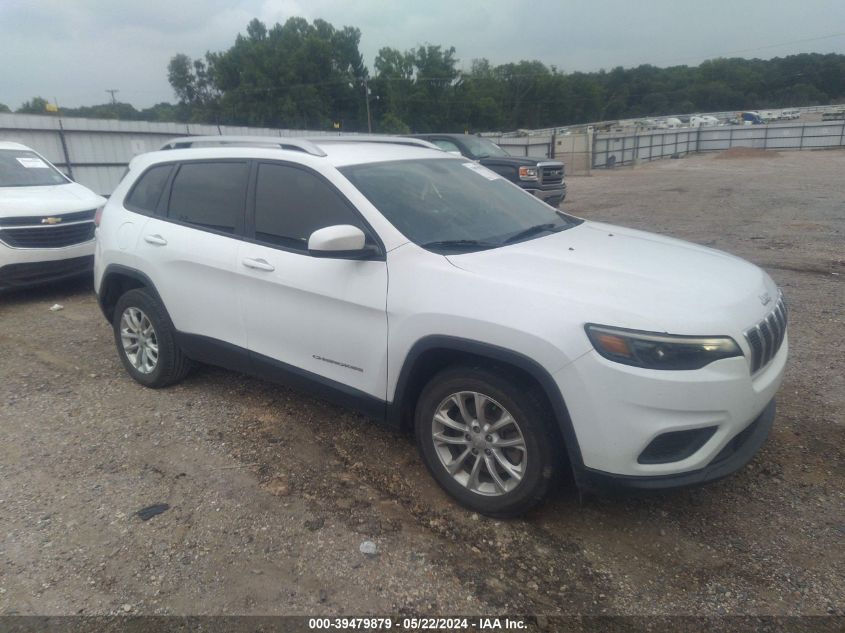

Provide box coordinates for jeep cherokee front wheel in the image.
[415,366,557,517]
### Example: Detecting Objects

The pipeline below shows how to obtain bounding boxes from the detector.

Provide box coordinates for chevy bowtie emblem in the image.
[41,216,63,225]
[759,292,772,306]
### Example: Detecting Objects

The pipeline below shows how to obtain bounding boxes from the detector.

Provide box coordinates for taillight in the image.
[94,206,104,227]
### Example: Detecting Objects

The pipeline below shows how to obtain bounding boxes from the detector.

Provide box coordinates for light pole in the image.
[363,79,373,133]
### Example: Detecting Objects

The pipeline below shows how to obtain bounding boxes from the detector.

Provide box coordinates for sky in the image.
[2,0,844,109]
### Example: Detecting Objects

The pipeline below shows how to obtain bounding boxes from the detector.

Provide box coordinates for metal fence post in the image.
[57,119,75,181]
[696,126,701,153]
[799,124,806,150]
[840,121,845,148]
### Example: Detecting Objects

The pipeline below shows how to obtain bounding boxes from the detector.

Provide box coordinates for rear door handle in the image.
[144,234,167,246]
[242,257,275,272]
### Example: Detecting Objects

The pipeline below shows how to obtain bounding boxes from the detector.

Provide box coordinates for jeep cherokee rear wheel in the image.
[113,289,192,388]
[415,366,557,517]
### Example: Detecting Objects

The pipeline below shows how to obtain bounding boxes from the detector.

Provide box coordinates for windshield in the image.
[460,136,510,158]
[340,158,581,252]
[0,150,69,187]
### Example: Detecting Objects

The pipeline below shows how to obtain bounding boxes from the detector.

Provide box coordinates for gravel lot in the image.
[0,149,843,619]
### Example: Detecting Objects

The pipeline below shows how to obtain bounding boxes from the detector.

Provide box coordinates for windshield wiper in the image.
[502,223,562,244]
[421,239,499,251]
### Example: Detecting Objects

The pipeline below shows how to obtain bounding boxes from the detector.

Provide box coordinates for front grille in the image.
[540,165,564,185]
[744,296,788,373]
[0,208,96,227]
[0,222,95,248]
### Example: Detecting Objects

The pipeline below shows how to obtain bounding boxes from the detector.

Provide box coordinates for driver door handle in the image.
[143,234,167,246]
[242,257,275,272]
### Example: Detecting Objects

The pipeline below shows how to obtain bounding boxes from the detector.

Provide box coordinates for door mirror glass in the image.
[308,224,373,258]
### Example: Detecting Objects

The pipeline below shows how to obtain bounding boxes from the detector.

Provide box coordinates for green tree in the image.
[172,17,367,129]
[162,17,845,131]
[16,97,51,114]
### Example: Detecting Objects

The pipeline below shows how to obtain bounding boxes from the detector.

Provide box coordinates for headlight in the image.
[518,166,538,180]
[584,324,742,370]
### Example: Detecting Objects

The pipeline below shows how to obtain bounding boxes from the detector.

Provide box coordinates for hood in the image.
[0,182,106,218]
[446,220,777,335]
[480,156,563,168]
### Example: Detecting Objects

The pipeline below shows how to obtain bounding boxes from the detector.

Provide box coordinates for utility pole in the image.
[363,79,372,134]
[106,89,119,105]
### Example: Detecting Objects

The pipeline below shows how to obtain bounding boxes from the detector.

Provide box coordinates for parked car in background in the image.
[411,133,566,207]
[95,135,786,517]
[689,115,720,128]
[732,111,765,125]
[0,142,105,291]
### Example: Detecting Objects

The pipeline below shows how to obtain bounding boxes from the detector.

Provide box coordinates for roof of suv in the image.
[147,135,449,170]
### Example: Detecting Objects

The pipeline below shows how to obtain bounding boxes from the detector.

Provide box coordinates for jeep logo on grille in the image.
[41,217,63,225]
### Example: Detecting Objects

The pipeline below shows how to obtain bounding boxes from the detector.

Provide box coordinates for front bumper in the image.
[0,240,95,290]
[578,398,775,491]
[554,333,787,482]
[524,183,567,206]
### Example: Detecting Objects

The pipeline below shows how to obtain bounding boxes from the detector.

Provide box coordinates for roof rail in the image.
[159,136,327,157]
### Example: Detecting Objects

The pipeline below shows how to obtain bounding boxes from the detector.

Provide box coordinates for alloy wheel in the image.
[431,391,527,496]
[119,307,159,374]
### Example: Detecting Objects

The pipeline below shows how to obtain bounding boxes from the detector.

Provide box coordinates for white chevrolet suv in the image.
[95,135,787,516]
[1,142,105,291]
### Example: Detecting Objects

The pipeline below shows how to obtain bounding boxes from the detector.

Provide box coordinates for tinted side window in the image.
[168,162,249,234]
[254,163,363,250]
[125,164,172,213]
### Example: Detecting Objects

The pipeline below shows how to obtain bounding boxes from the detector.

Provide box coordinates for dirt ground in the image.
[0,149,843,618]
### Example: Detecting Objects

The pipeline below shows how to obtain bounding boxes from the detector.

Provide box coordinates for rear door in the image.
[136,160,250,352]
[236,161,388,401]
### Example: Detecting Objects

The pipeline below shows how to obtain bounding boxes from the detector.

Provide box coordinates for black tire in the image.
[415,366,558,517]
[112,288,192,388]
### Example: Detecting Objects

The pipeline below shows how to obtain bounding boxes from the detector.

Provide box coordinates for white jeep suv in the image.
[95,135,787,516]
[1,142,105,291]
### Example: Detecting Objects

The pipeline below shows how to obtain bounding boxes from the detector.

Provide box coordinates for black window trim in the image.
[243,159,386,261]
[123,163,176,216]
[157,158,252,239]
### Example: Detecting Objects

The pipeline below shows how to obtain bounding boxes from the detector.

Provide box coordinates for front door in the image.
[237,162,388,401]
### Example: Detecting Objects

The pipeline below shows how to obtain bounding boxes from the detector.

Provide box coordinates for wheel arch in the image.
[97,264,163,324]
[389,335,584,475]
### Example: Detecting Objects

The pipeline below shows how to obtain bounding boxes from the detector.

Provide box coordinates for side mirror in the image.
[307,225,377,260]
